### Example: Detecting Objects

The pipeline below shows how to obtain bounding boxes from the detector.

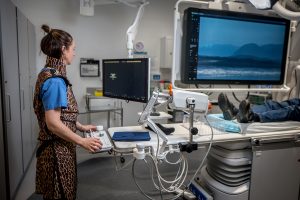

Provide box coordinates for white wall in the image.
[11,0,177,126]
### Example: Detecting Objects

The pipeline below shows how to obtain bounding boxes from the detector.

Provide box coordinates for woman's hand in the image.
[80,137,102,153]
[76,122,103,152]
[78,124,97,132]
[76,121,97,132]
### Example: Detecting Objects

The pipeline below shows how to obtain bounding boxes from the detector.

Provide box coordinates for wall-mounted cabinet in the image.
[0,0,37,198]
[17,9,37,174]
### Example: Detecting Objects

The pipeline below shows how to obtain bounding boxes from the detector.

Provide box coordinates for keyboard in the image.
[85,130,113,153]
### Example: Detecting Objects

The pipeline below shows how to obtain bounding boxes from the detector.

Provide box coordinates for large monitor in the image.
[181,8,291,85]
[102,58,150,103]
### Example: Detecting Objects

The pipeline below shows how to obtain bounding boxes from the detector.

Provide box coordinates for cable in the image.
[153,154,188,194]
[288,66,299,99]
[132,156,184,200]
[132,114,210,199]
[153,125,160,159]
[195,84,213,96]
[147,160,184,200]
[147,157,164,199]
[164,151,182,165]
[130,135,187,197]
[135,152,187,199]
[149,153,187,186]
[132,159,158,200]
[185,114,214,189]
[228,84,250,102]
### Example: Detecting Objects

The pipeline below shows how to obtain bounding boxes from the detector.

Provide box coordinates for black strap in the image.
[36,139,66,199]
[51,142,67,199]
[36,140,54,157]
[42,68,71,86]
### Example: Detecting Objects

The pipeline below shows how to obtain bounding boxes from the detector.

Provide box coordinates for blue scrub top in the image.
[40,77,68,110]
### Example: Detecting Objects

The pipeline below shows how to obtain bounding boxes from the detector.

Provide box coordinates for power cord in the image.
[228,84,250,102]
[185,114,214,189]
[288,67,299,99]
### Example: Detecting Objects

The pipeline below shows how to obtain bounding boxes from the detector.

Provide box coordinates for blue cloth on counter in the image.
[112,131,151,141]
[206,114,241,133]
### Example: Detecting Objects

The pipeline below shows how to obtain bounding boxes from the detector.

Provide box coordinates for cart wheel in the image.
[108,149,113,154]
[120,156,125,163]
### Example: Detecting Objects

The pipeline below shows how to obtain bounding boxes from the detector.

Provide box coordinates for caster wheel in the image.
[120,157,125,163]
[108,149,113,154]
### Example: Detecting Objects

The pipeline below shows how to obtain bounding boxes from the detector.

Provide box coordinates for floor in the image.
[18,146,208,200]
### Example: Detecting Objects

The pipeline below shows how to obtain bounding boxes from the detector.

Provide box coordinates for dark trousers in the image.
[251,98,300,122]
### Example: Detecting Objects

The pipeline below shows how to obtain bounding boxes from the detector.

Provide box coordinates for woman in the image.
[33,24,102,200]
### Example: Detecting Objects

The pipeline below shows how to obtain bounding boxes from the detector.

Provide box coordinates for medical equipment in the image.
[138,88,209,157]
[248,0,275,10]
[132,89,211,199]
[194,142,252,200]
[189,179,213,200]
[138,89,171,158]
[171,89,209,112]
[84,129,113,153]
[80,0,149,57]
[108,118,300,200]
[102,58,150,103]
[294,65,300,98]
[126,0,149,58]
[171,0,294,92]
[200,166,249,200]
[180,7,290,85]
[80,0,148,16]
[249,0,300,21]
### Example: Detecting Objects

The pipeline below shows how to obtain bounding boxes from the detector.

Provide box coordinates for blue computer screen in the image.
[181,8,290,84]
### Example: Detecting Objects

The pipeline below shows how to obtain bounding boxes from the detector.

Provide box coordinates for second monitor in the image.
[102,58,150,103]
[180,8,290,85]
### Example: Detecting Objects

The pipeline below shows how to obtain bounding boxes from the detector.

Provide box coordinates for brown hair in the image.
[40,24,73,59]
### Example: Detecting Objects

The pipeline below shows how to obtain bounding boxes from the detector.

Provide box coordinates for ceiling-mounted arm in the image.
[126,1,149,58]
[272,1,300,20]
[248,0,276,9]
[249,0,300,20]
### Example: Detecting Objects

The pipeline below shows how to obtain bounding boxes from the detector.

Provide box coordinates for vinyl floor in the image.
[29,150,206,200]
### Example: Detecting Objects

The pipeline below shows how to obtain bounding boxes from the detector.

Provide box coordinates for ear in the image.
[61,45,66,53]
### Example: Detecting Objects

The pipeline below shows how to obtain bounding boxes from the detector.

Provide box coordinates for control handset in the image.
[85,129,113,153]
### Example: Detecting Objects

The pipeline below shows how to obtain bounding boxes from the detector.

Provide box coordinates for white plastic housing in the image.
[171,89,208,112]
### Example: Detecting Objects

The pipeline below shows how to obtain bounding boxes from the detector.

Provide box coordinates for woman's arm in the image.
[45,109,102,152]
[76,121,97,132]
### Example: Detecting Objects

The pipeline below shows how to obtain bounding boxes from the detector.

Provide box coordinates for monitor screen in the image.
[181,8,290,85]
[102,58,150,103]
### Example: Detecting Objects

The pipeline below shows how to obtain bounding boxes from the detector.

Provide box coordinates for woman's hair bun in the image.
[41,24,51,34]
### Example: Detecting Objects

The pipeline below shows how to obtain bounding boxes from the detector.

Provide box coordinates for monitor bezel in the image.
[180,7,291,85]
[102,58,150,103]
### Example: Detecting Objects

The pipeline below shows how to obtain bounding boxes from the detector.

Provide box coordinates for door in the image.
[17,9,37,171]
[0,0,24,197]
[0,16,9,200]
